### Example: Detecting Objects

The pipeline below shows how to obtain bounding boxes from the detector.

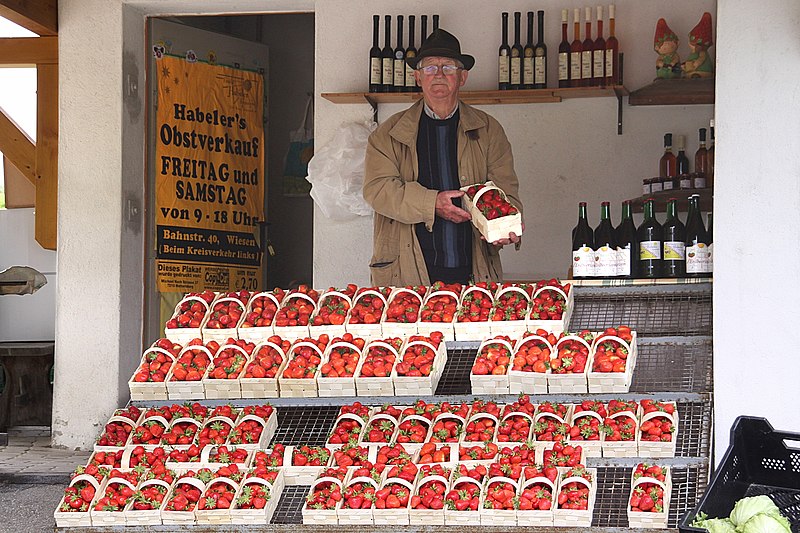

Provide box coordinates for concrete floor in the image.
[0,481,62,532]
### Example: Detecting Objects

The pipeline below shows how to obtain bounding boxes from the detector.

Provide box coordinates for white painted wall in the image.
[713,0,800,460]
[313,0,715,287]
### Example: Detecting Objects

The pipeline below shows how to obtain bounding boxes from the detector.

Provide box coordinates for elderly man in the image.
[363,28,523,286]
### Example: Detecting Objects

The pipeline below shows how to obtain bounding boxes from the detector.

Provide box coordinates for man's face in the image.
[414,56,468,99]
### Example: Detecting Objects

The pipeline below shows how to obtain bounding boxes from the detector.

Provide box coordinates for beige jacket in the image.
[363,100,522,286]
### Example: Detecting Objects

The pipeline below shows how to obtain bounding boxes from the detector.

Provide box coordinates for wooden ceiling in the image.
[0,0,58,250]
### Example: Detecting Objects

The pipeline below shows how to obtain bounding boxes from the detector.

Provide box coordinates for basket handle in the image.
[174,295,212,314]
[177,344,214,359]
[106,476,138,492]
[319,290,353,308]
[459,286,494,305]
[466,181,507,205]
[242,476,275,489]
[380,476,414,492]
[352,289,388,307]
[423,290,460,305]
[559,475,593,489]
[433,412,467,425]
[281,292,317,307]
[521,476,556,492]
[532,285,569,302]
[500,411,534,424]
[214,343,251,359]
[202,415,237,429]
[570,410,604,426]
[592,335,633,353]
[389,287,424,305]
[640,409,676,425]
[608,410,638,421]
[346,476,379,490]
[175,476,207,492]
[515,334,554,353]
[200,445,248,464]
[288,341,324,358]
[325,341,363,357]
[170,416,203,428]
[309,476,344,492]
[477,337,514,355]
[495,285,531,302]
[205,476,240,492]
[403,340,439,358]
[451,475,482,490]
[141,347,177,364]
[138,478,172,492]
[486,475,520,490]
[253,340,286,359]
[107,415,137,427]
[466,412,500,425]
[209,297,246,312]
[69,473,102,491]
[140,415,170,428]
[631,475,668,492]
[401,414,433,427]
[333,412,368,427]
[365,341,400,358]
[236,414,268,427]
[533,411,568,425]
[416,474,449,491]
[555,335,592,352]
[247,291,282,311]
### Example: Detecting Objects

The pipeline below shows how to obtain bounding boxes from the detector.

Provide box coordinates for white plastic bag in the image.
[306,120,377,220]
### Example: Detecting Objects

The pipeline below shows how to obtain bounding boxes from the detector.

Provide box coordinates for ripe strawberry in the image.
[420,284,459,323]
[459,442,499,461]
[465,184,519,220]
[240,289,285,329]
[456,285,495,323]
[375,444,414,467]
[166,291,214,330]
[358,338,402,378]
[483,479,517,510]
[551,333,591,374]
[542,441,583,469]
[512,331,557,373]
[347,287,391,325]
[312,285,357,326]
[244,336,289,379]
[236,482,272,510]
[204,293,249,330]
[384,287,425,324]
[556,466,593,511]
[593,326,633,373]
[292,446,330,467]
[491,288,530,322]
[282,336,328,379]
[417,442,452,464]
[471,336,513,376]
[274,286,320,327]
[396,333,444,377]
[528,280,570,321]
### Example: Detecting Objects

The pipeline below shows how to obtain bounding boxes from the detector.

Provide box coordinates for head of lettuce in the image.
[691,495,791,533]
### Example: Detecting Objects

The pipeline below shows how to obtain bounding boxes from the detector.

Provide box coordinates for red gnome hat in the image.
[689,12,713,47]
[654,18,678,47]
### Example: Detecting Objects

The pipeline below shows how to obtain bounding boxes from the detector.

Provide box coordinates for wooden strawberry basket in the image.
[470,337,513,395]
[588,331,639,393]
[638,407,679,458]
[202,343,250,400]
[528,284,574,333]
[454,286,494,341]
[229,470,285,525]
[373,475,414,525]
[237,291,283,344]
[627,467,672,529]
[567,409,606,458]
[602,406,641,458]
[391,339,448,397]
[160,475,206,525]
[408,472,450,525]
[281,446,328,486]
[417,289,460,341]
[164,294,215,346]
[301,475,344,525]
[552,467,598,528]
[227,410,278,451]
[54,473,106,527]
[166,344,215,400]
[344,288,387,338]
[194,476,239,525]
[516,474,556,527]
[317,340,362,397]
[480,475,518,526]
[123,478,171,526]
[381,287,424,337]
[489,286,530,338]
[128,346,176,401]
[201,296,246,344]
[444,474,483,526]
[90,475,137,526]
[239,340,287,399]
[94,415,140,452]
[337,474,379,525]
[277,341,323,398]
[508,333,553,395]
[460,180,523,244]
[309,289,352,339]
[355,340,400,396]
[273,292,317,341]
[547,334,591,394]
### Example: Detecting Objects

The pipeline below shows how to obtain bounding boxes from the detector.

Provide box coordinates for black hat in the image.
[406,28,475,71]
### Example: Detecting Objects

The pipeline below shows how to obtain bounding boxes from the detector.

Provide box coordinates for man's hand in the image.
[489,222,525,247]
[435,190,472,224]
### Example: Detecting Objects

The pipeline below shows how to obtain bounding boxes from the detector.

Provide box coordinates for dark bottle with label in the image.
[381,15,394,92]
[558,9,571,88]
[534,10,548,89]
[432,14,439,32]
[570,8,582,88]
[707,120,715,187]
[676,134,690,174]
[421,15,428,46]
[637,198,663,279]
[522,12,535,89]
[405,16,418,93]
[685,195,712,278]
[694,128,708,187]
[510,12,523,90]
[659,133,677,178]
[393,15,405,91]
[594,201,616,278]
[615,201,638,278]
[369,15,382,93]
[592,5,605,86]
[662,198,686,277]
[571,202,595,279]
[707,212,714,274]
[499,13,511,90]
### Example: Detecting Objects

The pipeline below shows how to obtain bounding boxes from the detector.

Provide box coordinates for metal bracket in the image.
[617,92,623,135]
[364,95,378,123]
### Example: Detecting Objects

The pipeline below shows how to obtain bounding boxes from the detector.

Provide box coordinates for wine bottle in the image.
[572,202,595,279]
[570,9,583,88]
[707,119,715,188]
[615,201,638,278]
[707,212,714,275]
[499,12,511,90]
[405,15,418,93]
[381,15,394,92]
[662,198,686,277]
[605,4,619,85]
[369,15,382,93]
[421,15,428,46]
[594,201,617,278]
[534,10,548,89]
[593,6,606,86]
[523,12,535,89]
[694,128,708,188]
[685,195,712,277]
[581,7,594,86]
[393,15,405,91]
[637,198,663,279]
[511,12,523,90]
[659,133,677,178]
[558,9,571,88]
[432,14,439,32]
[676,134,690,175]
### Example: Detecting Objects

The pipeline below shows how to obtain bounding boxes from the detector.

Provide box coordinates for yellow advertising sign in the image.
[155,55,264,292]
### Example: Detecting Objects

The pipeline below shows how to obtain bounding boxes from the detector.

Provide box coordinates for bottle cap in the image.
[585,7,591,20]
[609,4,615,18]
[562,9,568,22]
[699,128,707,141]
[574,8,581,22]
[601,201,610,206]
[579,201,587,206]
[664,133,673,146]
[676,135,686,150]
[597,5,603,20]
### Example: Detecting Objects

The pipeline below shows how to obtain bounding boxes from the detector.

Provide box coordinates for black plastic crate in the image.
[680,416,800,532]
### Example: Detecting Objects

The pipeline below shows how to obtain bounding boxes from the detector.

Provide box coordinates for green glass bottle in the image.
[637,198,662,278]
[685,196,711,277]
[594,201,616,278]
[662,198,686,277]
[615,201,638,278]
[571,202,594,279]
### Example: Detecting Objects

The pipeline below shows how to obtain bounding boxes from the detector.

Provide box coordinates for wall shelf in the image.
[322,86,630,134]
[628,78,714,106]
[628,187,713,213]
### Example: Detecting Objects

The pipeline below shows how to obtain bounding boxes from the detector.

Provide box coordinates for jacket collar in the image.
[389,99,488,147]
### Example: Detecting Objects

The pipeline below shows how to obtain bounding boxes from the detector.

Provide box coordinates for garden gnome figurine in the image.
[683,12,714,78]
[654,18,681,79]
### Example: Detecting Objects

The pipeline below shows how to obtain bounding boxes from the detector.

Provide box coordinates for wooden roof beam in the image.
[0,36,57,66]
[0,0,57,36]
[0,106,35,183]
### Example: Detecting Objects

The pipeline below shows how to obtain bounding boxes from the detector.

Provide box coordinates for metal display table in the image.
[69,282,713,532]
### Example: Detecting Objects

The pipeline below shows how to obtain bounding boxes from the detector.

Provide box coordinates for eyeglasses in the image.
[418,64,461,76]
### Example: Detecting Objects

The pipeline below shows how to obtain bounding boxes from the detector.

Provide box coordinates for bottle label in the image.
[382,58,394,85]
[640,240,661,260]
[616,245,631,276]
[499,55,510,83]
[663,241,686,260]
[572,246,595,277]
[370,58,382,85]
[570,51,581,80]
[534,56,546,84]
[693,175,707,188]
[405,63,416,87]
[651,181,663,193]
[523,57,534,85]
[708,243,714,272]
[558,52,569,80]
[593,50,604,78]
[510,57,521,85]
[643,183,651,195]
[595,245,616,278]
[393,59,405,86]
[686,243,712,273]
[681,177,692,189]
[605,49,615,81]
[581,50,592,79]
[663,180,674,191]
